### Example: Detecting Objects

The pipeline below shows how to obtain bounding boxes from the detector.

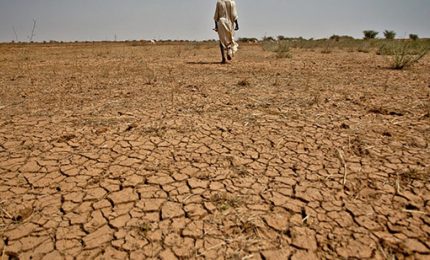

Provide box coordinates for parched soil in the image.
[0,42,429,259]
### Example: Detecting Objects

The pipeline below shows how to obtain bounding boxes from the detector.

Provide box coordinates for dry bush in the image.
[262,40,292,58]
[357,42,371,53]
[210,192,243,211]
[384,41,428,69]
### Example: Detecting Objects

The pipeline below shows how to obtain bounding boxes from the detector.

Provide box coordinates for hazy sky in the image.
[0,0,429,42]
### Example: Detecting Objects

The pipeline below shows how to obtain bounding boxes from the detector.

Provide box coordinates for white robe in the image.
[214,0,238,54]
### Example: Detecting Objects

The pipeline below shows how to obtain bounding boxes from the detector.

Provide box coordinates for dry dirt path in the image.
[0,42,429,259]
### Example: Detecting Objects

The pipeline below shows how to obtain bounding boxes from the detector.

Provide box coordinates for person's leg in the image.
[226,46,232,61]
[219,43,226,63]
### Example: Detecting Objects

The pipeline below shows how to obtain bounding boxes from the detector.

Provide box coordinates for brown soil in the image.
[0,42,429,259]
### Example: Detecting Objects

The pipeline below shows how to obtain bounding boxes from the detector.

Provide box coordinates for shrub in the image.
[363,30,378,39]
[357,42,371,53]
[277,35,286,41]
[262,36,275,42]
[387,42,428,69]
[238,37,258,43]
[409,34,419,41]
[275,41,292,58]
[384,30,396,40]
[330,35,340,41]
[262,40,292,58]
[377,43,394,55]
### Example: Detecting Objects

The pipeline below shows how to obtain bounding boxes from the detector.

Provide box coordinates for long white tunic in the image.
[214,0,238,53]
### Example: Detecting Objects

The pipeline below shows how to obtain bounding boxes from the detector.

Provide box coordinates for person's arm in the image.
[232,1,238,30]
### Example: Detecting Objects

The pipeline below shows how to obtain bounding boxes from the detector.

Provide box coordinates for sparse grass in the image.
[210,192,243,211]
[262,40,292,58]
[321,40,334,54]
[274,41,292,58]
[350,136,370,156]
[263,38,430,59]
[357,42,371,53]
[131,222,152,237]
[387,41,428,69]
[237,79,250,87]
[142,62,157,84]
[399,168,427,185]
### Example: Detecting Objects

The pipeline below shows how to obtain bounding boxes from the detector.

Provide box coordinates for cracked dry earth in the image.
[0,42,429,260]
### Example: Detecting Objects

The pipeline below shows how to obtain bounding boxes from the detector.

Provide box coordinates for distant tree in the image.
[409,34,419,41]
[363,30,378,39]
[238,37,258,42]
[339,35,355,40]
[330,35,340,41]
[263,36,275,42]
[277,35,286,41]
[383,30,396,40]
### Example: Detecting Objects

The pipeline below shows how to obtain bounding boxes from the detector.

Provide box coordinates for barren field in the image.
[0,42,429,259]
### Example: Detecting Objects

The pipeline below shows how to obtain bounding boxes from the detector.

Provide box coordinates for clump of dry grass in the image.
[262,41,292,58]
[357,43,371,53]
[237,79,250,87]
[210,192,243,211]
[350,136,370,156]
[321,41,333,54]
[388,42,428,70]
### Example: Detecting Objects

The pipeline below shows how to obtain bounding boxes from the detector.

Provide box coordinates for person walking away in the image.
[214,0,239,63]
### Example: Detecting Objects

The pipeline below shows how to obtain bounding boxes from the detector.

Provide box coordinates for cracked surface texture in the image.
[0,42,429,259]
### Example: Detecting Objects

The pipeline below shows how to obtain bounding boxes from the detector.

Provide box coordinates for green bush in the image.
[409,34,419,41]
[384,30,396,40]
[238,37,258,42]
[387,41,428,69]
[330,35,340,41]
[277,35,286,41]
[363,30,378,39]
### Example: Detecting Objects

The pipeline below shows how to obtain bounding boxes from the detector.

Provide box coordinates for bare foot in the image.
[227,49,233,60]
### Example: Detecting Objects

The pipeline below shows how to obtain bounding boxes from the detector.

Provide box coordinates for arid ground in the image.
[0,42,429,259]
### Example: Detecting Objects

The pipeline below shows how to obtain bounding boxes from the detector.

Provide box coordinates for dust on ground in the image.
[0,42,429,259]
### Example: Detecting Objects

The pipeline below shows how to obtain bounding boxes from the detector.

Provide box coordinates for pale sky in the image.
[0,0,429,42]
